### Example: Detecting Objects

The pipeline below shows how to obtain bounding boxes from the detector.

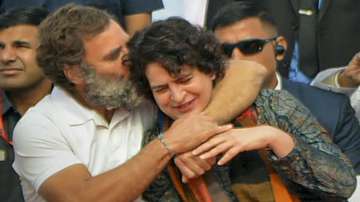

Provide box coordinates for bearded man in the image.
[12,4,269,202]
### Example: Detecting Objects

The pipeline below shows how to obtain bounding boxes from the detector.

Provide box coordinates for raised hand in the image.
[339,52,360,87]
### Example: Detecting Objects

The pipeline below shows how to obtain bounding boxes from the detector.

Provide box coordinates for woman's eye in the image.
[178,76,192,84]
[153,87,168,94]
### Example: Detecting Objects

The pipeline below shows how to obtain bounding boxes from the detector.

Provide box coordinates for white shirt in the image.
[13,86,156,202]
[349,176,360,202]
[275,72,282,90]
[153,0,208,27]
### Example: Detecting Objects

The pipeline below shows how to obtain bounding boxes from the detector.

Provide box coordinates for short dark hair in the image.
[37,4,115,93]
[128,17,226,99]
[0,7,49,31]
[210,1,278,32]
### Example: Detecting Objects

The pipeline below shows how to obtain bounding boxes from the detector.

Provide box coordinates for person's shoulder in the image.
[14,89,65,138]
[258,88,292,99]
[23,92,52,117]
[23,94,54,118]
[13,96,58,151]
[284,79,348,103]
[256,88,314,113]
[255,89,294,109]
[15,96,52,129]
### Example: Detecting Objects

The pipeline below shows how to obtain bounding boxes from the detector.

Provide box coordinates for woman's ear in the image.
[63,64,85,85]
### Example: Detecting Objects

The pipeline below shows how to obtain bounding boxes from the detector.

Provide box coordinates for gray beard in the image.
[81,64,143,111]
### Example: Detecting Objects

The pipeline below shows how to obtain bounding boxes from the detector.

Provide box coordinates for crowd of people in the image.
[0,1,359,202]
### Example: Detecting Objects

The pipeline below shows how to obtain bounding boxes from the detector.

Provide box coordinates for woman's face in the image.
[145,62,215,120]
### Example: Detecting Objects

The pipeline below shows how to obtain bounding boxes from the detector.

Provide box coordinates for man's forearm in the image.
[82,139,172,202]
[311,67,357,95]
[40,139,172,202]
[204,60,268,124]
[40,114,226,202]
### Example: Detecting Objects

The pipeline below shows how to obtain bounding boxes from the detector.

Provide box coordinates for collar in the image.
[50,86,130,127]
[275,72,282,90]
[1,90,15,116]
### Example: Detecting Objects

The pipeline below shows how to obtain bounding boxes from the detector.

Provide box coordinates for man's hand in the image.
[163,113,233,155]
[339,52,360,87]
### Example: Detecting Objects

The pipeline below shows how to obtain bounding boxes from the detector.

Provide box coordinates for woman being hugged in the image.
[128,18,356,202]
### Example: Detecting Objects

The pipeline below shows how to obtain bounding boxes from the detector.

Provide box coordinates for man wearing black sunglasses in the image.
[211,1,360,175]
[222,36,277,58]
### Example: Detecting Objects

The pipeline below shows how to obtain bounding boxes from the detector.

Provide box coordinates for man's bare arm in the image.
[40,139,170,202]
[204,59,268,124]
[38,114,232,202]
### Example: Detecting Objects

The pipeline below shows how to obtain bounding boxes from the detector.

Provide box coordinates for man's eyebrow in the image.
[13,40,32,47]
[103,46,123,60]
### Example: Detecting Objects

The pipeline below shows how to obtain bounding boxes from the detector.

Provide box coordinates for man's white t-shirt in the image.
[13,86,156,202]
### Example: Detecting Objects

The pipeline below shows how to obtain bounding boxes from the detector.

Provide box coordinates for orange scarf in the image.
[162,114,212,202]
[0,91,12,145]
[165,106,300,202]
[236,107,300,202]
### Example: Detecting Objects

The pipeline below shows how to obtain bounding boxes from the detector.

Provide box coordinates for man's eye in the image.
[104,48,122,61]
[107,51,120,61]
[14,42,31,49]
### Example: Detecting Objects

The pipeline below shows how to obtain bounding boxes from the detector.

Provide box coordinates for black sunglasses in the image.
[222,37,277,57]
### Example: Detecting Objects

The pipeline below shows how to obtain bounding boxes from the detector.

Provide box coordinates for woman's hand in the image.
[192,125,295,165]
[174,152,216,182]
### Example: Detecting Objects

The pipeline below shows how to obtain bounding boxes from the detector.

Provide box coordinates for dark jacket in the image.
[283,78,360,173]
[0,91,24,202]
[260,0,360,78]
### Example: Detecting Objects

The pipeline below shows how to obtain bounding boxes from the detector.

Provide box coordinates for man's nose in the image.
[0,47,17,64]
